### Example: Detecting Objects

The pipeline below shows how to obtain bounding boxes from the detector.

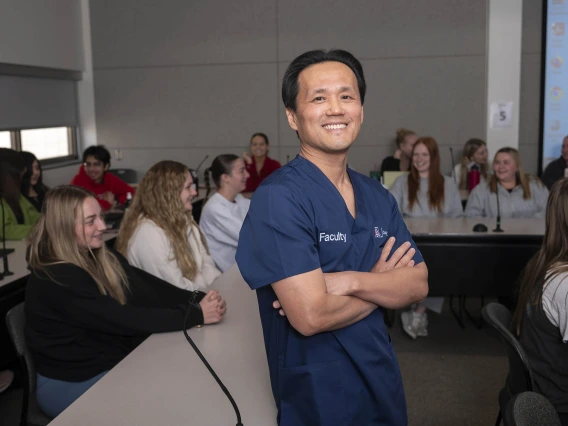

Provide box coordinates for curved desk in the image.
[49,264,277,426]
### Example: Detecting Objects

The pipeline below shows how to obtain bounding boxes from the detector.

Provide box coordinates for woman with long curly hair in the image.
[25,186,223,418]
[117,160,222,292]
[512,178,568,424]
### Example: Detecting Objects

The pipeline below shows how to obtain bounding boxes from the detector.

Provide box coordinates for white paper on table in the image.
[490,101,514,129]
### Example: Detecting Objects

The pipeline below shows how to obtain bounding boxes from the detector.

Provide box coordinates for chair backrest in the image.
[482,303,534,397]
[6,302,38,424]
[109,168,137,184]
[504,392,561,426]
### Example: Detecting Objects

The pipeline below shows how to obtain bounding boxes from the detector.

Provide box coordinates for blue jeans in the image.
[36,371,108,418]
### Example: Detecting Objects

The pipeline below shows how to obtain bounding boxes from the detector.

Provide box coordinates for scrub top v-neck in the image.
[236,155,423,426]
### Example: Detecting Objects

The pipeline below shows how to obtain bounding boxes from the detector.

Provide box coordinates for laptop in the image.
[382,171,409,189]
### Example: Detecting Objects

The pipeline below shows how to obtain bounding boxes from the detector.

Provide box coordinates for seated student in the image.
[465,147,548,218]
[20,151,49,212]
[242,132,281,192]
[541,135,568,189]
[25,185,226,418]
[380,128,418,172]
[117,160,221,291]
[0,148,40,240]
[389,137,461,339]
[70,145,135,211]
[389,136,463,218]
[512,178,568,425]
[200,155,250,272]
[452,138,490,190]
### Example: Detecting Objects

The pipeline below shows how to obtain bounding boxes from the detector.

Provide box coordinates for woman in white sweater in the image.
[117,161,221,292]
[200,155,250,272]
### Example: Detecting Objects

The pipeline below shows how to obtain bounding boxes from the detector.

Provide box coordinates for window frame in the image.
[0,125,79,167]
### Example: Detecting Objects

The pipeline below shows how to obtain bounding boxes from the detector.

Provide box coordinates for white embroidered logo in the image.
[319,232,347,243]
[374,227,388,238]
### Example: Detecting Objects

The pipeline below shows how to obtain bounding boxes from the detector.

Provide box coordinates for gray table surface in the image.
[48,264,277,426]
[403,217,545,236]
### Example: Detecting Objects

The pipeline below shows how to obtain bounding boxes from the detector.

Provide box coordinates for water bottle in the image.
[468,164,481,191]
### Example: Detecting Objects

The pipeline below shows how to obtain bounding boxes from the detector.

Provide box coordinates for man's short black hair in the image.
[282,49,366,112]
[83,145,111,166]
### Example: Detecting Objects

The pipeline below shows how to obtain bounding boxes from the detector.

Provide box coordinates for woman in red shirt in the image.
[243,133,281,192]
[71,146,135,210]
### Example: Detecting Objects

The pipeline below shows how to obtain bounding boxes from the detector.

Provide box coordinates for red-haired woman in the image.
[389,137,462,339]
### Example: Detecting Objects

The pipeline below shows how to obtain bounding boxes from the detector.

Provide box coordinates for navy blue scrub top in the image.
[236,155,424,426]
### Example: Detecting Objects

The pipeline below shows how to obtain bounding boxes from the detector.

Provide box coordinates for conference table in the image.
[1,217,545,423]
[403,217,545,326]
[49,264,277,426]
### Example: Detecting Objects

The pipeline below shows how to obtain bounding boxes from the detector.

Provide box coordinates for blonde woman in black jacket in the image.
[25,185,225,418]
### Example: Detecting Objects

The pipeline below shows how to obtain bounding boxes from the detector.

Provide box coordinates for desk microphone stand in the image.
[493,215,504,233]
[493,187,504,233]
[0,194,13,280]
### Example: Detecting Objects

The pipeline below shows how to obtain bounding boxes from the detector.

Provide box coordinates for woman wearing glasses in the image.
[117,161,222,293]
[71,146,135,211]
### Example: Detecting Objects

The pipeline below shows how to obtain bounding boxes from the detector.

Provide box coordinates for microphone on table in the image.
[0,193,13,280]
[449,147,457,185]
[183,294,243,426]
[493,185,504,233]
[203,167,212,200]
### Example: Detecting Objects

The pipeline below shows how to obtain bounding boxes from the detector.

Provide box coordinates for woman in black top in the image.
[512,178,568,425]
[25,185,226,418]
[20,151,48,212]
[380,128,418,172]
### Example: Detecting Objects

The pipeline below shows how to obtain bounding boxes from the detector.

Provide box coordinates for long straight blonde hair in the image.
[488,147,541,200]
[116,161,209,281]
[27,185,129,304]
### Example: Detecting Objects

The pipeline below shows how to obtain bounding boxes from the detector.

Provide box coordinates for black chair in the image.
[482,302,534,426]
[5,303,52,426]
[503,392,561,426]
[109,168,137,184]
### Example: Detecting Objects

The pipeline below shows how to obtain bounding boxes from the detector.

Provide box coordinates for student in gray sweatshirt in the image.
[389,136,463,340]
[390,139,463,218]
[465,147,548,219]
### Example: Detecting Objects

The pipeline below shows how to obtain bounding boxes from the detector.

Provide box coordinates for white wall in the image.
[0,0,97,187]
[90,0,488,178]
[0,0,84,71]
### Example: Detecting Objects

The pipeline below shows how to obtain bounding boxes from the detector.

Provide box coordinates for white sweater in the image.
[200,193,250,272]
[127,218,221,291]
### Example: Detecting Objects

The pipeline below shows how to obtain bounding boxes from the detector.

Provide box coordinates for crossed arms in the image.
[272,237,428,336]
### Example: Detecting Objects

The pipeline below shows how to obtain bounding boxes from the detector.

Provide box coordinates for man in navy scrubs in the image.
[236,49,428,426]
